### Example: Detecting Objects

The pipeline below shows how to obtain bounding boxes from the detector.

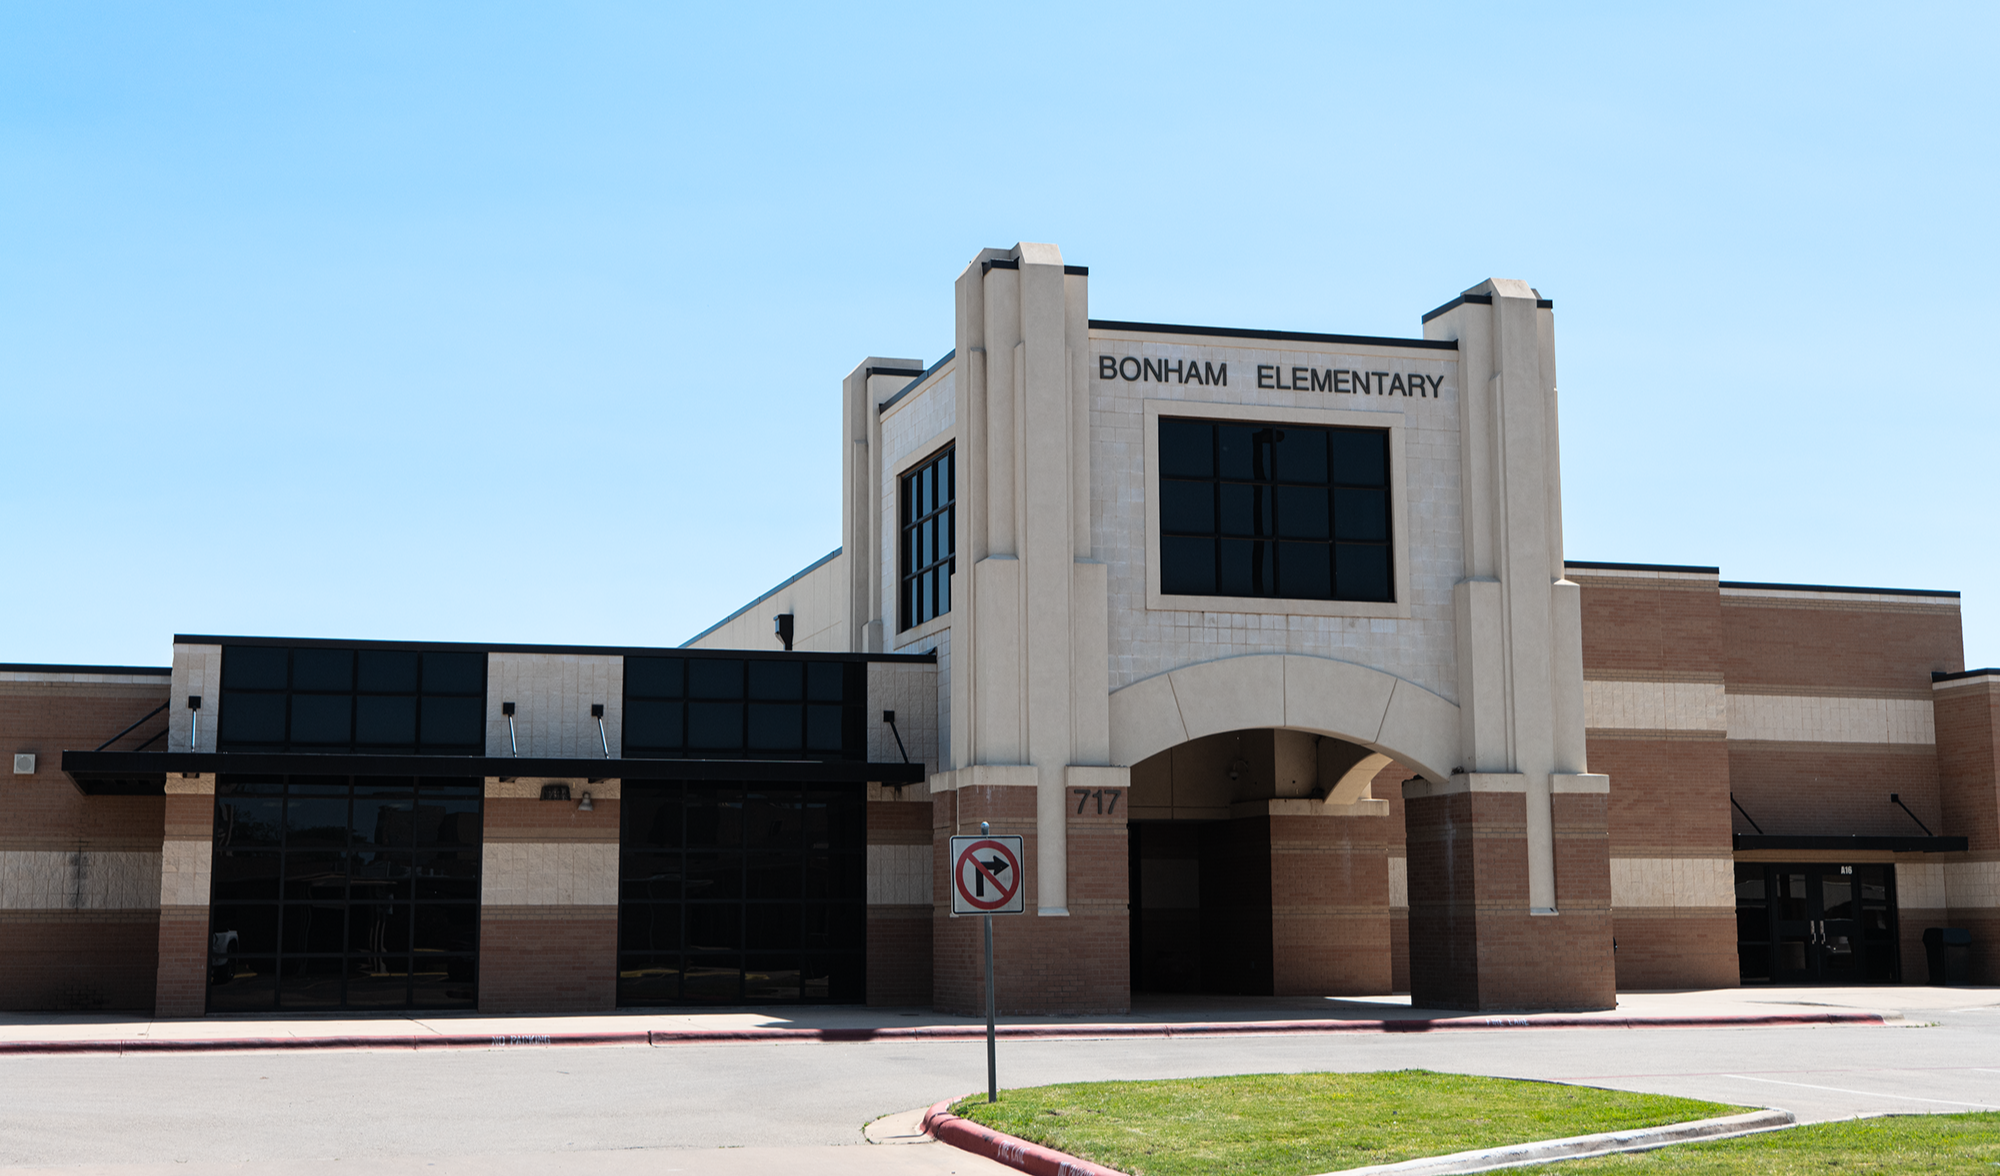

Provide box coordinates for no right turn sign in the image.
[949,834,1025,916]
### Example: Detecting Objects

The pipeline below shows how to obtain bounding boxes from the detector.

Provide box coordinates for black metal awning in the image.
[60,750,926,795]
[1734,833,1969,854]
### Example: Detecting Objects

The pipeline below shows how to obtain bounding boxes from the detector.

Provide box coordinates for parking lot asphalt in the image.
[1,986,1995,1175]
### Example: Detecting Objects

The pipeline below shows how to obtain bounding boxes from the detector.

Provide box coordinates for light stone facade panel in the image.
[169,643,223,752]
[480,842,619,907]
[1585,680,1727,732]
[1388,855,1408,909]
[866,661,940,778]
[1900,861,1947,910]
[1942,860,2000,911]
[0,850,163,910]
[684,551,847,653]
[1089,335,1462,702]
[159,839,212,907]
[484,653,623,759]
[1725,693,1936,745]
[1609,857,1735,910]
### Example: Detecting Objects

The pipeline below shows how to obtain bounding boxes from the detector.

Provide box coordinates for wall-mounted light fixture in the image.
[539,782,571,802]
[502,701,519,756]
[591,703,610,759]
[577,790,594,812]
[188,695,203,749]
[774,613,795,651]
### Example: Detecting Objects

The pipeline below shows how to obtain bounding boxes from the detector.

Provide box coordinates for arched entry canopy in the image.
[1108,654,1460,785]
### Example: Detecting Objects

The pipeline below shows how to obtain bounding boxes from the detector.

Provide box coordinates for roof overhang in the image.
[1734,833,1969,854]
[60,750,926,795]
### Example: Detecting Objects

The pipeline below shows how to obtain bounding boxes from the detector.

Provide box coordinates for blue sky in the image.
[3,3,1994,667]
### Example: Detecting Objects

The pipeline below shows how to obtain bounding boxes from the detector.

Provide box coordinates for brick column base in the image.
[1405,785,1614,1011]
[1270,811,1392,996]
[932,780,1129,1016]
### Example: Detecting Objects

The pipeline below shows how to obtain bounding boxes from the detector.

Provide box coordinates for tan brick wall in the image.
[1268,813,1391,995]
[1727,743,1941,838]
[478,906,617,1012]
[1936,680,2000,851]
[1611,910,1737,989]
[1573,572,1724,683]
[154,905,210,1017]
[0,911,160,1011]
[1719,597,1963,694]
[1591,735,1732,856]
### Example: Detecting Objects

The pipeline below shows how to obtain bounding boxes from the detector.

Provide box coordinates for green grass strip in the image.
[951,1070,1741,1176]
[1561,1111,2000,1173]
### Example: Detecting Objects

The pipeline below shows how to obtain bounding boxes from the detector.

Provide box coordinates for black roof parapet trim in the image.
[1420,292,1491,323]
[0,663,172,676]
[1719,581,1961,599]
[863,365,924,382]
[1088,320,1457,352]
[175,633,936,663]
[976,258,1087,276]
[877,350,957,415]
[1935,668,2000,683]
[1566,560,1722,576]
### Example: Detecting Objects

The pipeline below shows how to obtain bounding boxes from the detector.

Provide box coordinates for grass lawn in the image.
[1560,1112,2000,1174]
[950,1070,1742,1176]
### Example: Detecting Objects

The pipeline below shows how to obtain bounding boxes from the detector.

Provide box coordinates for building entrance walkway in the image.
[0,985,1989,1052]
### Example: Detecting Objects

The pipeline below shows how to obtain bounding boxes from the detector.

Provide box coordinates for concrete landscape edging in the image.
[1314,1108,1798,1175]
[0,1011,1887,1055]
[921,1098,1798,1176]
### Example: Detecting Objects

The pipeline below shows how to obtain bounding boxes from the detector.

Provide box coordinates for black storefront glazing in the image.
[617,782,866,1005]
[1157,418,1393,602]
[208,775,482,1011]
[216,645,486,754]
[1736,862,1899,983]
[621,655,867,759]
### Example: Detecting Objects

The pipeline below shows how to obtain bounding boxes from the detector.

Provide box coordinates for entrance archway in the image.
[1110,656,1457,999]
[1107,654,1459,784]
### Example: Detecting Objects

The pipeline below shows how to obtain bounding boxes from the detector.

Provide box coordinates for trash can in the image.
[1922,927,1972,985]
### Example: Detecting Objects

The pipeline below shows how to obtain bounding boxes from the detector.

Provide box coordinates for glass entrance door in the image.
[1736,863,1898,984]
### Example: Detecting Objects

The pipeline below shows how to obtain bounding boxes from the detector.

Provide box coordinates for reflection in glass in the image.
[209,775,479,1011]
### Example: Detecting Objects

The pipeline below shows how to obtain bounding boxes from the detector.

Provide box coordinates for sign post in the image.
[950,822,1024,1103]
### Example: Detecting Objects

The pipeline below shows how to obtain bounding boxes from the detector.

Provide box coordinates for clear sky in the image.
[3,4,1994,668]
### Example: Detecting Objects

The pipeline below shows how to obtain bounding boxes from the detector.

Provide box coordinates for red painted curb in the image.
[0,1011,1886,1055]
[923,1098,1125,1176]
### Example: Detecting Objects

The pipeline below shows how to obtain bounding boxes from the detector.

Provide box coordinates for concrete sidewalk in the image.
[2,985,1985,1052]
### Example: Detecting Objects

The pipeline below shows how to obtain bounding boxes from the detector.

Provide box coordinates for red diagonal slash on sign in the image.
[955,838,1020,911]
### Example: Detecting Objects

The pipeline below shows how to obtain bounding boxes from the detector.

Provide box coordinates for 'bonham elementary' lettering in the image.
[1097,354,1442,399]
[1099,355,1228,386]
[1257,365,1443,397]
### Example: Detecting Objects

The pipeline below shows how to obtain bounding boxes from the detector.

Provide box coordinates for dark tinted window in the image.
[1156,419,1393,603]
[208,775,480,1013]
[624,655,865,761]
[217,646,488,754]
[899,447,955,630]
[617,781,864,1006]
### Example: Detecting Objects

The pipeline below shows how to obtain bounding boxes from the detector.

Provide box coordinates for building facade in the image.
[3,242,1996,1015]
